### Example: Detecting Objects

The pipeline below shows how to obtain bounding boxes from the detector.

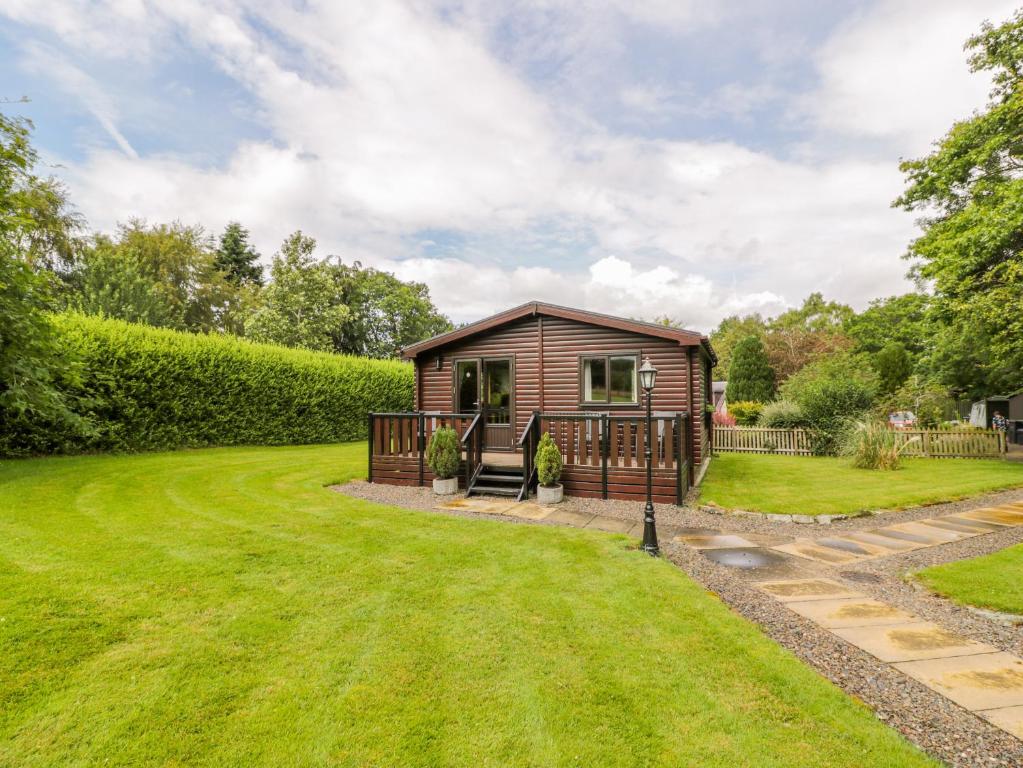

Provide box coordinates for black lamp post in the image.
[638,357,658,556]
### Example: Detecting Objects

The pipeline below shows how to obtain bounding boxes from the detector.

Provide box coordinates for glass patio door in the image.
[483,359,512,450]
[455,360,479,413]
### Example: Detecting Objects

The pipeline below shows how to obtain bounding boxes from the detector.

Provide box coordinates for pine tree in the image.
[873,342,912,395]
[726,335,775,403]
[214,222,263,286]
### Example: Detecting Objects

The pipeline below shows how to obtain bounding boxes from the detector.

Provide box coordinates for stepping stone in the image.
[675,533,757,550]
[701,547,809,579]
[880,522,969,545]
[920,517,990,535]
[978,705,1023,739]
[959,507,1023,527]
[438,498,519,515]
[585,516,637,534]
[510,503,554,521]
[772,540,864,565]
[787,598,917,629]
[815,537,892,558]
[834,621,997,662]
[940,515,1004,533]
[894,652,1023,711]
[844,531,922,552]
[866,527,935,545]
[544,509,596,527]
[755,578,862,602]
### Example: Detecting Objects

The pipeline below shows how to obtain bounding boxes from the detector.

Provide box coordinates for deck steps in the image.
[467,463,526,499]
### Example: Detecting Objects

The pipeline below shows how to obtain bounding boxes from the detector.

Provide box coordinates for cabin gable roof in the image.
[402,301,716,363]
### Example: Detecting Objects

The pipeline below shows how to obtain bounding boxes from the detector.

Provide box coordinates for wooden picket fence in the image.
[714,425,1007,458]
[894,429,1006,458]
[713,426,812,456]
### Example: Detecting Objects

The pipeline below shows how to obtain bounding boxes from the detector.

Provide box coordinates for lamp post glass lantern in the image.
[638,357,658,556]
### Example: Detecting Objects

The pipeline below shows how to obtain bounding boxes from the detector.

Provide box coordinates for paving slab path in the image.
[676,500,1023,744]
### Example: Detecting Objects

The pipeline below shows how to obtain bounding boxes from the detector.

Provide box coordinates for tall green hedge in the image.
[1,313,413,455]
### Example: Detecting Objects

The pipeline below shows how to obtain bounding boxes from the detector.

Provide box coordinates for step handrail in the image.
[517,411,541,501]
[460,412,484,494]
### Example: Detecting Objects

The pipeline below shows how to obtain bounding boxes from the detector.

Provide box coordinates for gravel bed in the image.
[663,540,1023,767]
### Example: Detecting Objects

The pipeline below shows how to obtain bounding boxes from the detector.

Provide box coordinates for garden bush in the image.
[712,411,737,427]
[1,313,413,455]
[535,432,563,487]
[425,427,460,479]
[757,400,807,428]
[727,400,764,426]
[842,419,914,470]
[797,379,875,455]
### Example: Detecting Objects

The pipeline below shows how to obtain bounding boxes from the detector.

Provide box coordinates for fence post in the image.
[417,412,425,487]
[675,413,684,505]
[601,414,609,500]
[367,413,374,483]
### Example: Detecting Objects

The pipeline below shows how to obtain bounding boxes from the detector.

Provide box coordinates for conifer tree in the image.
[214,222,263,286]
[726,335,775,403]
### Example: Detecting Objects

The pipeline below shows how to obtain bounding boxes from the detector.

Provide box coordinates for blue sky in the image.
[0,0,1016,327]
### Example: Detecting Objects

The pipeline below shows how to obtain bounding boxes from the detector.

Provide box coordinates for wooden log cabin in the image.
[368,302,716,504]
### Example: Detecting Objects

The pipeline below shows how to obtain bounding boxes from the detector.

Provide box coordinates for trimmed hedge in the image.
[2,313,413,455]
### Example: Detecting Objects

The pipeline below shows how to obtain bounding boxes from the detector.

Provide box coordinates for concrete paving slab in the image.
[881,522,969,544]
[754,578,862,603]
[843,531,923,552]
[585,516,638,534]
[939,515,1004,532]
[978,705,1023,739]
[787,598,917,629]
[772,540,864,565]
[509,503,554,521]
[923,517,997,535]
[740,532,795,547]
[834,621,997,662]
[814,537,893,558]
[909,520,983,541]
[701,547,810,579]
[959,507,1023,527]
[866,527,936,545]
[544,509,597,527]
[675,533,757,549]
[438,498,519,515]
[894,653,1023,711]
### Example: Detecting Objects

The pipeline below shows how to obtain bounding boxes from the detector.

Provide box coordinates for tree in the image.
[763,293,854,381]
[894,10,1023,396]
[726,335,775,403]
[0,113,84,437]
[710,313,767,375]
[245,232,349,352]
[780,350,879,405]
[214,222,263,287]
[330,262,451,358]
[873,342,913,395]
[70,220,239,333]
[844,293,932,357]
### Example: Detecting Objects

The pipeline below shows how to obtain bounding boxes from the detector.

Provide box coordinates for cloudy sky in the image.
[1,0,1016,328]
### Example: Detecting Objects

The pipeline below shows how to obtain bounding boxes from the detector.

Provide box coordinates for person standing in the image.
[993,410,1009,449]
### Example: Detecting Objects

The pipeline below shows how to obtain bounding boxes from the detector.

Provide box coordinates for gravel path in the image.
[337,480,1023,765]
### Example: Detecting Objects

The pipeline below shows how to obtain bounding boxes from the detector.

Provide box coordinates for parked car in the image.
[889,411,917,429]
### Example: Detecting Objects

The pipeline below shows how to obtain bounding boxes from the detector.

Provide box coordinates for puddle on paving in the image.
[816,538,872,555]
[703,547,788,569]
[833,603,903,619]
[680,534,754,549]
[942,515,1001,532]
[946,667,1023,690]
[888,627,966,650]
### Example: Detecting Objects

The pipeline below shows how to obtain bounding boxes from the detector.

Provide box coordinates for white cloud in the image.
[4,0,1013,332]
[806,0,1017,156]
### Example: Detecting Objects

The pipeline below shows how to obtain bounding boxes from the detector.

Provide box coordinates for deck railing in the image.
[369,410,692,503]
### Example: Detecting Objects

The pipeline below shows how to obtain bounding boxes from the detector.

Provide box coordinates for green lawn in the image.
[916,544,1023,615]
[0,445,936,767]
[701,453,1023,516]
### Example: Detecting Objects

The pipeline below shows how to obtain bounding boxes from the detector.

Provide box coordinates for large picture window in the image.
[581,355,638,404]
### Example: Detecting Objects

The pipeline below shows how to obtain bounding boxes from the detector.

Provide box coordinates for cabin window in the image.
[581,355,638,404]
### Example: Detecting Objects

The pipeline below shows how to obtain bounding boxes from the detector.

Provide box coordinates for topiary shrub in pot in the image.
[426,426,460,494]
[535,431,564,504]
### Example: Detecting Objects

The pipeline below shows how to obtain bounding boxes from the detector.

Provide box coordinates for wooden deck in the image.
[368,411,692,505]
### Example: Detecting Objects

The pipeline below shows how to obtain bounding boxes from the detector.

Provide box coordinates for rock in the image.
[815,514,848,525]
[765,513,793,523]
[791,514,815,524]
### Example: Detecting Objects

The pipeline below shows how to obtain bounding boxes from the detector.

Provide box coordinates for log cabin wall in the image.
[414,313,700,467]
